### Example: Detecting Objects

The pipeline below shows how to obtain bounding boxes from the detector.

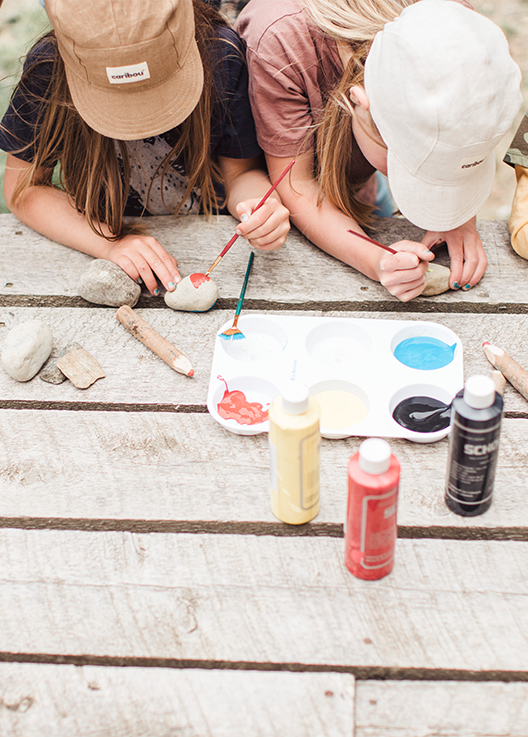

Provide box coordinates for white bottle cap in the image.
[281,383,309,415]
[359,438,391,475]
[463,375,495,409]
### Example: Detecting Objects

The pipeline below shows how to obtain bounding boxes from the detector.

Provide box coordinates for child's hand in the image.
[235,197,290,251]
[422,218,487,290]
[104,235,181,296]
[376,241,435,302]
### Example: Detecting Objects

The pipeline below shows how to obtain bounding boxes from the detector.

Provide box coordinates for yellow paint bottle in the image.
[269,384,321,525]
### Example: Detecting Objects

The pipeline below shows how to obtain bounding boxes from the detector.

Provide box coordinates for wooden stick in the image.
[491,369,507,397]
[206,159,295,276]
[116,305,194,377]
[482,341,528,401]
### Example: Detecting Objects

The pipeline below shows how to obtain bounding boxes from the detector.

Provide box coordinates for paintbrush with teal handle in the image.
[219,251,255,340]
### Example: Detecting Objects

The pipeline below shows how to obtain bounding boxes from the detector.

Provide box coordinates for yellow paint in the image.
[269,397,320,525]
[313,390,368,429]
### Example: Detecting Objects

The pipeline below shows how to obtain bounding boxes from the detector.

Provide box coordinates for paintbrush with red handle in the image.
[206,159,295,276]
[347,229,397,254]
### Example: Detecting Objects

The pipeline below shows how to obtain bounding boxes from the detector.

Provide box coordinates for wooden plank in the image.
[0,530,527,673]
[0,214,525,306]
[356,680,528,736]
[0,411,525,532]
[0,308,527,412]
[0,663,354,737]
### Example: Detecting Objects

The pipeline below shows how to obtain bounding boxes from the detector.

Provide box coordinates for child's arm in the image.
[217,155,290,251]
[4,154,181,296]
[509,165,528,259]
[264,151,434,302]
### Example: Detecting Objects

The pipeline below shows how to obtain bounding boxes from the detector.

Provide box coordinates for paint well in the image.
[394,337,456,370]
[217,376,269,425]
[392,395,451,433]
[313,389,368,429]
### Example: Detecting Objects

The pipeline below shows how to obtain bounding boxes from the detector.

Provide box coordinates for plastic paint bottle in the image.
[445,374,503,517]
[345,438,400,580]
[269,384,320,525]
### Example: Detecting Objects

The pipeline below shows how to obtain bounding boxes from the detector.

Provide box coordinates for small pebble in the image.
[1,320,53,382]
[164,273,218,312]
[40,341,83,384]
[78,259,141,307]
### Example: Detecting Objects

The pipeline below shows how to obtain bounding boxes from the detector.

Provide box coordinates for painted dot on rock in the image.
[394,337,456,370]
[189,273,210,288]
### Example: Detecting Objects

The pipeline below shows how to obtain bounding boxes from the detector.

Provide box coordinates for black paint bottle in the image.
[445,375,503,517]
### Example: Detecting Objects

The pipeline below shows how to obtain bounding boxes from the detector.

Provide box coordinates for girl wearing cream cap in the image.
[0,0,290,297]
[237,0,522,301]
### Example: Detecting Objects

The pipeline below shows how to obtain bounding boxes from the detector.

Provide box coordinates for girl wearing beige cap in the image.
[237,0,522,301]
[0,0,289,297]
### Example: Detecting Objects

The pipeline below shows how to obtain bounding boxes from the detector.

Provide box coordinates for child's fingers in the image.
[144,239,181,291]
[236,201,290,249]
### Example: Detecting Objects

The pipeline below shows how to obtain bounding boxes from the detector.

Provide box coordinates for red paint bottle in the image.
[345,438,400,580]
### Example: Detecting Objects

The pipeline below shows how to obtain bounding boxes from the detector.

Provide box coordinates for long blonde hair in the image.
[304,0,418,226]
[8,0,230,241]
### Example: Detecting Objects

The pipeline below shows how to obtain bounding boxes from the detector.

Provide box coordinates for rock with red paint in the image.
[164,273,218,312]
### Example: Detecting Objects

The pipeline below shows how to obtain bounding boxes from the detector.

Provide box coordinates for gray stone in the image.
[422,263,451,297]
[1,320,53,382]
[78,259,141,307]
[164,273,218,312]
[40,341,83,384]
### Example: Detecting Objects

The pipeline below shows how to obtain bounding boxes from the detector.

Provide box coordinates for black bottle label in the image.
[446,417,501,506]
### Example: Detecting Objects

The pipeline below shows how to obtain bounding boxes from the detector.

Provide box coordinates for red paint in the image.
[190,273,210,288]
[216,376,269,425]
[188,369,194,377]
[345,448,400,580]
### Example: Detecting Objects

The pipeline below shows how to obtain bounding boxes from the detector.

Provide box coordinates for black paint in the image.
[392,396,451,434]
[445,388,503,517]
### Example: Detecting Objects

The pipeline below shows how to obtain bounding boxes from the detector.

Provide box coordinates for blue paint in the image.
[394,336,456,370]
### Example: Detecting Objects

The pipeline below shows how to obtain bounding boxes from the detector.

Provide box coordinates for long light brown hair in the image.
[304,0,418,227]
[8,0,231,240]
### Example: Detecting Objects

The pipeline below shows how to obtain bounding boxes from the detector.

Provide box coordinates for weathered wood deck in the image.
[0,213,527,735]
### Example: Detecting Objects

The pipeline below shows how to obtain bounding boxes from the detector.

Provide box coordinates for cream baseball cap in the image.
[45,0,204,140]
[365,0,523,232]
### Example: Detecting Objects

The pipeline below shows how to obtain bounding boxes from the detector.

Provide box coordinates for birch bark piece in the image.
[421,263,451,296]
[1,320,53,382]
[164,274,218,312]
[40,342,83,384]
[56,348,105,389]
[78,259,141,307]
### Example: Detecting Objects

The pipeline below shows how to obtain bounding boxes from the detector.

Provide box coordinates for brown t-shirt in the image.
[236,0,374,183]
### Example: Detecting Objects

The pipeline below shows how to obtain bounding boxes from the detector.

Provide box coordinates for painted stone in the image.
[1,320,53,382]
[422,263,451,297]
[164,273,218,312]
[78,259,141,307]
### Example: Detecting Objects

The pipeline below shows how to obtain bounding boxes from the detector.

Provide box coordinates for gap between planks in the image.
[0,295,528,314]
[0,401,527,420]
[0,653,527,683]
[0,517,528,541]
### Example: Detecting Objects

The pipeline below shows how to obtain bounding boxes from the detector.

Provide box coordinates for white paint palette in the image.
[207,314,464,443]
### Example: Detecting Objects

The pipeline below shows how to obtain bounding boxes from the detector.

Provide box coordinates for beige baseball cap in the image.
[45,0,204,140]
[365,0,523,232]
